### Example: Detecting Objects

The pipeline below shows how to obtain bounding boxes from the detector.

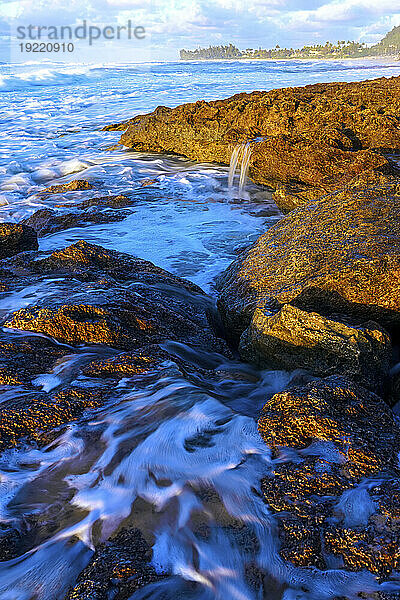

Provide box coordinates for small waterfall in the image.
[228,144,243,188]
[239,142,251,195]
[228,142,252,197]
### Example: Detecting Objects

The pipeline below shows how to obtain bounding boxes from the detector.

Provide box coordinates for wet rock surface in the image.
[7,239,204,291]
[61,194,134,210]
[3,254,222,352]
[0,222,38,259]
[0,385,107,453]
[81,343,211,387]
[115,77,400,210]
[240,304,391,391]
[65,528,164,600]
[258,376,400,576]
[22,208,129,237]
[217,184,400,393]
[39,179,93,195]
[0,240,228,453]
[0,330,70,386]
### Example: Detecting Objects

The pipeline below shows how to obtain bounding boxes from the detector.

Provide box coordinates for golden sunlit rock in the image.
[217,184,400,355]
[240,303,391,391]
[258,377,400,574]
[0,223,38,259]
[117,77,400,211]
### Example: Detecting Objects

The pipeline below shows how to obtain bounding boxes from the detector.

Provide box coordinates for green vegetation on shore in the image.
[180,25,400,60]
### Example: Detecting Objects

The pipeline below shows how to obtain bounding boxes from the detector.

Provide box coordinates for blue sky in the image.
[1,0,400,62]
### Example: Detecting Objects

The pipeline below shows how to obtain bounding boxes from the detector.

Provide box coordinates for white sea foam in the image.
[0,66,104,92]
[335,486,377,527]
[1,58,400,599]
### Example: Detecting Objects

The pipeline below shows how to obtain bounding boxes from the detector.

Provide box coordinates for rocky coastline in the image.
[114,76,400,211]
[2,75,400,598]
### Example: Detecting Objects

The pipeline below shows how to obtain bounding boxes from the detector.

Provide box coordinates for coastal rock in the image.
[258,376,399,470]
[217,184,400,348]
[3,240,204,296]
[82,344,206,381]
[240,304,391,391]
[0,241,228,452]
[81,345,168,379]
[5,281,220,352]
[39,179,93,195]
[3,241,226,352]
[65,528,164,600]
[16,240,203,291]
[0,342,205,453]
[103,116,143,132]
[0,223,38,259]
[324,480,400,576]
[258,376,400,574]
[114,77,400,210]
[0,386,106,452]
[0,330,69,386]
[22,208,128,236]
[59,194,133,210]
[4,289,212,350]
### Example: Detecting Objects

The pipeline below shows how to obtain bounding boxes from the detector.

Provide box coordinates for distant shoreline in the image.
[180,55,399,62]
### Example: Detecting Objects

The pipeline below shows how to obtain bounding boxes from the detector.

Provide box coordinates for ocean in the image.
[1,58,400,599]
[2,58,400,290]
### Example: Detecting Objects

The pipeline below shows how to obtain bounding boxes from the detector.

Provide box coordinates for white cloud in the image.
[2,0,400,61]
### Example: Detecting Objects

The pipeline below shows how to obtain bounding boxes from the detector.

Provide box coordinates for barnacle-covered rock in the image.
[240,304,391,391]
[0,386,105,452]
[65,528,164,600]
[38,179,92,195]
[0,223,38,259]
[3,241,224,353]
[0,330,69,386]
[114,77,400,210]
[10,239,203,292]
[22,208,128,237]
[258,377,400,575]
[217,184,400,349]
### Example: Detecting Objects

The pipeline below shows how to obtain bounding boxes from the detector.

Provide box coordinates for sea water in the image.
[1,59,400,599]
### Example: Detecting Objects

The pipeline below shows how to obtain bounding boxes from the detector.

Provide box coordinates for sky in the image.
[1,0,400,63]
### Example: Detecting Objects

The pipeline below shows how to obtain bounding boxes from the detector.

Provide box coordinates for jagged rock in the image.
[102,117,142,132]
[0,342,204,453]
[0,330,69,386]
[3,241,226,352]
[58,194,133,210]
[81,344,212,389]
[7,239,202,291]
[0,386,106,452]
[240,304,391,391]
[114,77,400,210]
[82,345,168,379]
[4,283,220,352]
[65,528,164,600]
[324,480,400,576]
[0,240,229,452]
[39,179,93,195]
[0,223,38,259]
[217,184,400,349]
[22,208,128,236]
[259,376,399,473]
[5,293,199,350]
[258,376,400,575]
